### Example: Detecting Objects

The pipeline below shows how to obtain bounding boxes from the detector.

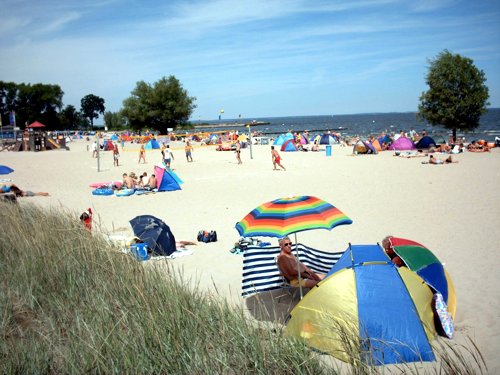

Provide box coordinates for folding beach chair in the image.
[242,244,344,298]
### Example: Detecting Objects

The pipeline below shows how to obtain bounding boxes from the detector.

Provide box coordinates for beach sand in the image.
[2,139,499,371]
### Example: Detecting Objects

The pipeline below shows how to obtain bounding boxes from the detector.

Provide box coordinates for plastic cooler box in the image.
[130,243,149,261]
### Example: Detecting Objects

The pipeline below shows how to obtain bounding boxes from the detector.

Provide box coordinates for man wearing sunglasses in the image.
[277,236,325,288]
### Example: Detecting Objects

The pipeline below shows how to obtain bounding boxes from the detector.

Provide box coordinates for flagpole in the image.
[96,135,101,172]
[247,122,253,160]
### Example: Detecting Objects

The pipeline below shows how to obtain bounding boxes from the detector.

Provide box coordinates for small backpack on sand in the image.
[197,230,217,243]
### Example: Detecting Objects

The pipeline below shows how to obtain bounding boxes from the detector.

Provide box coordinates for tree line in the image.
[0,50,490,137]
[0,81,105,131]
[0,75,196,133]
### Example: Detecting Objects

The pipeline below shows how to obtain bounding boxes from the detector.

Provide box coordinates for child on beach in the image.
[271,146,286,171]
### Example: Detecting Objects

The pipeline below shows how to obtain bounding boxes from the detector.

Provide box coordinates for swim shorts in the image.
[275,157,281,164]
[25,191,35,197]
[289,278,312,287]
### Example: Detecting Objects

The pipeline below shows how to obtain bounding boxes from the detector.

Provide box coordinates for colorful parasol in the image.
[235,195,352,238]
[388,236,456,318]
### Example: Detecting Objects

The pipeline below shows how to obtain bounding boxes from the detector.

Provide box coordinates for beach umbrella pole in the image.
[247,123,253,160]
[96,136,101,172]
[294,233,304,299]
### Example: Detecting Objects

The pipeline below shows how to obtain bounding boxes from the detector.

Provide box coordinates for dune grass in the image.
[0,202,327,374]
[0,201,487,374]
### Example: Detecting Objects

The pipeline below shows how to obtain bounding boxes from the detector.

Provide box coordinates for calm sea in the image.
[198,108,500,142]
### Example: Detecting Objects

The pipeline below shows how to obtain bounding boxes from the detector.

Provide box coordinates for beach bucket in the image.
[130,243,149,261]
[326,145,332,156]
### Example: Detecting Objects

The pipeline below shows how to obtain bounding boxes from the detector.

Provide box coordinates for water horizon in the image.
[194,108,500,142]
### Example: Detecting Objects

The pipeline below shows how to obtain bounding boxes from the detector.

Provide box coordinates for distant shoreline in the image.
[193,121,270,129]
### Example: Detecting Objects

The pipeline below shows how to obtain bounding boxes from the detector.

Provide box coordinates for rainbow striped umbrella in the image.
[235,196,352,238]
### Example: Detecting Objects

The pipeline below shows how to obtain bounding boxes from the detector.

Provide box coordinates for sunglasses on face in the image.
[282,242,292,247]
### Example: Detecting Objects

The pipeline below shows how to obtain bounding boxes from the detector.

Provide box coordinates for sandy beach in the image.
[2,139,499,371]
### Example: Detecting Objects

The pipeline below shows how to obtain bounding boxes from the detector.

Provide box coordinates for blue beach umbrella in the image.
[129,215,177,256]
[0,165,14,175]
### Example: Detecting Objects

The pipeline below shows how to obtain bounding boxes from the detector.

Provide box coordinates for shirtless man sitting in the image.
[122,173,136,189]
[146,174,157,189]
[276,237,324,288]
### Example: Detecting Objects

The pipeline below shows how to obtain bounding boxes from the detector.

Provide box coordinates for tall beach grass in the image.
[0,201,486,374]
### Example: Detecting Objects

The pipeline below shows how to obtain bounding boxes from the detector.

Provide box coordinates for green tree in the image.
[81,94,105,130]
[0,81,63,130]
[59,105,81,130]
[104,111,126,130]
[122,76,196,132]
[418,50,489,142]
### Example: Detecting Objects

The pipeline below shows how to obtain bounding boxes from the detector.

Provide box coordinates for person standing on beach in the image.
[113,143,120,167]
[185,141,193,162]
[235,140,242,164]
[163,144,174,169]
[138,145,146,164]
[92,141,98,158]
[271,146,286,171]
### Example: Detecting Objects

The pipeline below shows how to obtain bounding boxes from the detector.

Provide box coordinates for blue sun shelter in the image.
[154,166,182,191]
[145,139,161,149]
[273,133,293,146]
[281,139,298,152]
[285,244,436,365]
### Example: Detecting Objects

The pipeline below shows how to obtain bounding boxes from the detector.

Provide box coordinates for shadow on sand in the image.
[244,288,311,324]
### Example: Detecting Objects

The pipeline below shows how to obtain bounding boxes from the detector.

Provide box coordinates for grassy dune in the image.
[0,201,486,374]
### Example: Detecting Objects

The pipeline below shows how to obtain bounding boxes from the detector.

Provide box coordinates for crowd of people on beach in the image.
[83,127,498,180]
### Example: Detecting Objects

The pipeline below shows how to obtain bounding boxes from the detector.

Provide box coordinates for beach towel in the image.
[241,244,344,297]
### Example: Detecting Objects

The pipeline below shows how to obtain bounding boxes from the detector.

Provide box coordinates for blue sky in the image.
[0,0,499,121]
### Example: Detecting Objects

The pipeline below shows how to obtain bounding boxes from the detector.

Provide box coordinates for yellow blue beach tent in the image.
[285,244,437,365]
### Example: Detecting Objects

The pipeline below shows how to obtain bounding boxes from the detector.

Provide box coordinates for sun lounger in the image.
[242,243,344,297]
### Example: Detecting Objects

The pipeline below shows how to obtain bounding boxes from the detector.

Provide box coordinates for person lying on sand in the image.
[467,141,490,152]
[396,150,428,158]
[422,155,458,165]
[1,184,49,197]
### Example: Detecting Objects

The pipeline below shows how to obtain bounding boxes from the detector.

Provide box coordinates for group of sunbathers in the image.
[122,172,157,190]
[466,140,491,152]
